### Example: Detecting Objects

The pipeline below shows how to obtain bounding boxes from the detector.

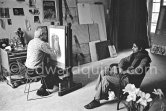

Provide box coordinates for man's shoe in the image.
[84,99,100,109]
[36,87,50,96]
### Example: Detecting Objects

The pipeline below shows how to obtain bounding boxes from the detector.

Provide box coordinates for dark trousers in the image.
[26,67,61,89]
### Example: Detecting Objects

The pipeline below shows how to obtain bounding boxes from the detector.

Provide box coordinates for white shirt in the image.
[25,38,57,69]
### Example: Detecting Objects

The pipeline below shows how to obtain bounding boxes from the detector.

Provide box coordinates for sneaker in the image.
[84,99,100,109]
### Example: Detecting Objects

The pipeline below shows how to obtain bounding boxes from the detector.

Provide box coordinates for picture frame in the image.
[48,26,66,69]
[42,0,59,22]
[13,8,24,16]
[0,8,10,18]
[29,0,36,7]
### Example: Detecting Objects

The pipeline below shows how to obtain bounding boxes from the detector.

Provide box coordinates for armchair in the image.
[109,63,150,110]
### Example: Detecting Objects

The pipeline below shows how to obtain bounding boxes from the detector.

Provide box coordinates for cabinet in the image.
[0,48,27,88]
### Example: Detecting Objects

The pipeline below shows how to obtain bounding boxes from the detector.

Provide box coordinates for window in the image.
[149,0,166,33]
[150,0,161,33]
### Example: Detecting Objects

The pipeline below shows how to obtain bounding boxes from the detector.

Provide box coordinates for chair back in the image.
[128,63,150,88]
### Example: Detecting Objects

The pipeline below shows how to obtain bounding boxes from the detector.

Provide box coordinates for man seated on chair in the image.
[25,26,61,96]
[84,39,152,109]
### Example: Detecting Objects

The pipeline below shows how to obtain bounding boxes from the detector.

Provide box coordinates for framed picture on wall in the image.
[42,0,59,22]
[48,26,66,69]
[0,8,10,18]
[13,8,24,16]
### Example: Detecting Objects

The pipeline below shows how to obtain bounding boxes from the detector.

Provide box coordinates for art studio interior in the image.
[0,0,166,111]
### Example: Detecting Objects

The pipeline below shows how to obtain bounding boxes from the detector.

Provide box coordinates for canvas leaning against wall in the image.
[48,26,66,69]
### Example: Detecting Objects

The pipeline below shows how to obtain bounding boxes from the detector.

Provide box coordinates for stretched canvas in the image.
[48,26,66,69]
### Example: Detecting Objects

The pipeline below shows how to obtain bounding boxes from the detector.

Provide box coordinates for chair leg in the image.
[24,77,51,101]
[117,99,121,110]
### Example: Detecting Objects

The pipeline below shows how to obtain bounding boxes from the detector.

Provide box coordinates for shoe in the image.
[84,99,100,109]
[101,93,109,100]
[36,87,51,96]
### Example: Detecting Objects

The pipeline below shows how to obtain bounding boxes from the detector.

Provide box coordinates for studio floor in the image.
[0,49,166,111]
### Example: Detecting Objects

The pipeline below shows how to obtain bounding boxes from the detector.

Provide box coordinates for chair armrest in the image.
[109,63,119,73]
[109,63,119,68]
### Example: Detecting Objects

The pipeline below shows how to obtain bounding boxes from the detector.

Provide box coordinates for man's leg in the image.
[95,69,110,90]
[84,75,120,109]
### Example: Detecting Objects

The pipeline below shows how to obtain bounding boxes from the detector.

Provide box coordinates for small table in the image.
[0,48,27,88]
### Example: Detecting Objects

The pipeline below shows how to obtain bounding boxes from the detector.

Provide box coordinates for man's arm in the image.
[41,42,60,60]
[118,54,132,73]
[124,57,151,75]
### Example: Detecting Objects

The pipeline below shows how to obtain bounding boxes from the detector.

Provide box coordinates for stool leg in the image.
[27,80,32,101]
[24,79,29,93]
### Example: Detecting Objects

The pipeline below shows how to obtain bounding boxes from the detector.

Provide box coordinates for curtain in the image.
[107,0,149,50]
[133,0,149,48]
[107,0,120,51]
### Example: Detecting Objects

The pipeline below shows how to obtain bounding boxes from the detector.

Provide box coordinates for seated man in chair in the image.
[25,26,61,96]
[84,39,151,109]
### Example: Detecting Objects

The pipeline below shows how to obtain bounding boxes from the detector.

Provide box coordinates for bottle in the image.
[59,83,61,91]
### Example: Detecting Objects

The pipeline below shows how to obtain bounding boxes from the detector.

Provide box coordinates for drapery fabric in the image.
[107,0,149,50]
[107,0,120,51]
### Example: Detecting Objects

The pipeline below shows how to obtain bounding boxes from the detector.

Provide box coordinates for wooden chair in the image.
[109,63,150,110]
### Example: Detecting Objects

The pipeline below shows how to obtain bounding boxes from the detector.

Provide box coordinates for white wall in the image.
[0,0,58,43]
[0,0,109,42]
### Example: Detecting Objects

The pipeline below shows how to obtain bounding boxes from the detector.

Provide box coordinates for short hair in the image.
[133,39,146,50]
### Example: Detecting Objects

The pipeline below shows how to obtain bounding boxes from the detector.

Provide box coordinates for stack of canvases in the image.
[71,24,100,66]
[71,24,117,66]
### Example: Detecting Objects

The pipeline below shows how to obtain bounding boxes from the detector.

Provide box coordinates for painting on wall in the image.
[13,8,24,16]
[43,0,59,22]
[0,8,10,18]
[34,16,40,23]
[29,0,36,7]
[48,26,66,69]
[7,19,12,25]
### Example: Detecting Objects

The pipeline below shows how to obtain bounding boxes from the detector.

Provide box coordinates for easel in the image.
[46,23,82,96]
[58,23,82,96]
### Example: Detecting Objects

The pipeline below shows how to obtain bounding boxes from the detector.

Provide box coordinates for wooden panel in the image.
[95,40,111,60]
[89,24,100,42]
[89,40,100,62]
[90,4,107,41]
[72,24,89,45]
[62,0,76,8]
[77,3,93,24]
[62,7,78,17]
[63,16,79,25]
[72,43,91,66]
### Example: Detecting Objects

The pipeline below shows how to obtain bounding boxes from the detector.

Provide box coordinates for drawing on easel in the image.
[48,26,66,69]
